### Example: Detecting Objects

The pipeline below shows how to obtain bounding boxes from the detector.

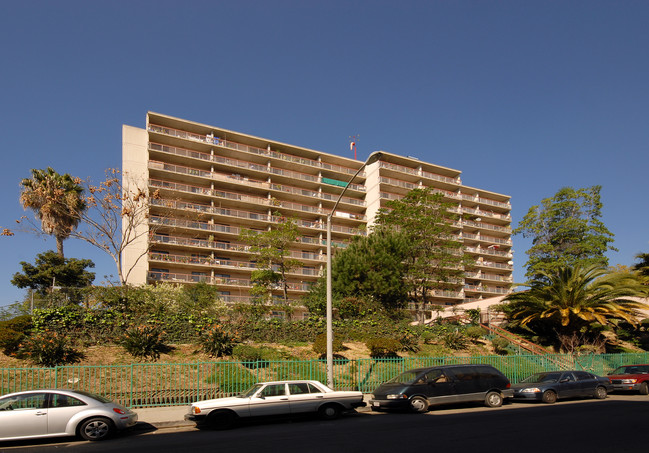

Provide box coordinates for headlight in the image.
[521,387,541,393]
[621,379,637,384]
[386,394,407,399]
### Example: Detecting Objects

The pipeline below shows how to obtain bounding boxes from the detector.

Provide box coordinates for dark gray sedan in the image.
[512,370,612,404]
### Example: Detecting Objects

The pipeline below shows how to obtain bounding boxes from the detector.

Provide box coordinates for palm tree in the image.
[503,264,649,350]
[20,167,86,258]
[634,252,649,278]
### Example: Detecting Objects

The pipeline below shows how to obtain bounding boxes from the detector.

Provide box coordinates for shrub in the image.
[18,330,84,367]
[491,337,510,355]
[121,325,169,361]
[465,326,488,341]
[232,344,281,367]
[365,337,402,358]
[312,333,344,356]
[0,327,23,355]
[199,324,239,358]
[205,365,256,395]
[442,330,469,350]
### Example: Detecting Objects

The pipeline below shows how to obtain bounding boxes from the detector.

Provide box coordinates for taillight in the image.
[506,383,511,388]
[113,408,126,415]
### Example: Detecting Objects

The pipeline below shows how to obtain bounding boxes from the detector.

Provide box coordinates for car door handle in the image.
[280,398,288,401]
[316,396,324,399]
[35,412,47,416]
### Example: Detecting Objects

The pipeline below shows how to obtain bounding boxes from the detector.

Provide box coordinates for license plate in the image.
[373,402,380,407]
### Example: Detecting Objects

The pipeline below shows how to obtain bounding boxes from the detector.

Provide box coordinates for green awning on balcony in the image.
[322,177,348,188]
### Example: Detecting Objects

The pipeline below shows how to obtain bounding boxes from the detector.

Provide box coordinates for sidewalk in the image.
[134,394,373,429]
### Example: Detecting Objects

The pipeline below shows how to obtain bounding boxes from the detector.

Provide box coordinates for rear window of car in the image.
[288,383,324,395]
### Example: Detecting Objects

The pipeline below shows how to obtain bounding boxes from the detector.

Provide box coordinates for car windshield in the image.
[610,365,649,375]
[238,384,263,398]
[387,370,422,385]
[520,372,562,384]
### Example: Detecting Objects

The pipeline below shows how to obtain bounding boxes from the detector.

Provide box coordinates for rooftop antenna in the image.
[349,135,359,160]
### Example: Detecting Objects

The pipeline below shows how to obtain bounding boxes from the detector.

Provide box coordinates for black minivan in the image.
[370,364,513,413]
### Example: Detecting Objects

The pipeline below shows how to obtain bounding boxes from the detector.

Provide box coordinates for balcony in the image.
[148,270,313,292]
[148,126,361,177]
[150,234,326,261]
[149,252,321,276]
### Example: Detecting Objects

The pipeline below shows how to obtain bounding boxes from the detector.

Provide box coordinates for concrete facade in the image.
[121,112,513,317]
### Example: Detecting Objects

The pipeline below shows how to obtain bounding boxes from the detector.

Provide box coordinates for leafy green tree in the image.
[19,167,86,258]
[332,229,410,312]
[240,214,303,303]
[514,185,616,280]
[374,188,470,323]
[503,264,649,351]
[11,251,95,305]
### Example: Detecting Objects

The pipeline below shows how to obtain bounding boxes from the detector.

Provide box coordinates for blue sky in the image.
[1,0,648,308]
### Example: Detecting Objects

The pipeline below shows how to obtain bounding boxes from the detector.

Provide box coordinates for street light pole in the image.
[326,151,382,388]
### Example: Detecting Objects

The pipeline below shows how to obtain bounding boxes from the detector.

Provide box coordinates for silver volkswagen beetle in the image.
[0,389,138,442]
[186,380,365,429]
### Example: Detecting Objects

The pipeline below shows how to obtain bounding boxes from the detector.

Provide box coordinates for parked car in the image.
[0,389,138,442]
[185,380,365,429]
[607,364,649,394]
[369,364,513,413]
[512,370,612,403]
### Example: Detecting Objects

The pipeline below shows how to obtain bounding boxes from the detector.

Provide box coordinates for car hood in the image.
[510,382,552,390]
[194,396,249,408]
[372,383,409,396]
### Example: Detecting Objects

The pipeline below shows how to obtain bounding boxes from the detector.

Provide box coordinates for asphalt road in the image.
[1,395,647,453]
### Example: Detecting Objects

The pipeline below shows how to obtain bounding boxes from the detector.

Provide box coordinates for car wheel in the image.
[319,404,342,420]
[594,386,607,399]
[207,410,237,430]
[639,382,649,395]
[541,390,557,404]
[485,391,503,408]
[78,417,114,441]
[409,396,429,413]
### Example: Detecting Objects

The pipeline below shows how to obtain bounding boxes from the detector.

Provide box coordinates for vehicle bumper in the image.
[502,389,515,399]
[610,383,643,392]
[369,399,410,410]
[512,391,544,401]
[115,412,139,429]
[184,413,208,423]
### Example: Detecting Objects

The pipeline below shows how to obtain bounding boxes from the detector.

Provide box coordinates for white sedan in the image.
[185,380,365,429]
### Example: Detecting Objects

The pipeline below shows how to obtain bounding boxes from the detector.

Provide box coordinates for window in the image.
[51,393,86,408]
[288,383,310,395]
[574,372,594,381]
[0,393,47,411]
[260,384,286,397]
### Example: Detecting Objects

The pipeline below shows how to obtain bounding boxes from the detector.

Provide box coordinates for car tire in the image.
[541,390,557,404]
[594,386,607,399]
[485,391,504,408]
[207,410,237,430]
[318,404,342,420]
[409,396,429,413]
[78,417,114,441]
[639,382,649,395]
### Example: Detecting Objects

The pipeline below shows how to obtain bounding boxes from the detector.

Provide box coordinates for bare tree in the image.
[71,168,160,286]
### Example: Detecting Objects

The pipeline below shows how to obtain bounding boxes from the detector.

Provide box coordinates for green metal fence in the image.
[2,353,648,408]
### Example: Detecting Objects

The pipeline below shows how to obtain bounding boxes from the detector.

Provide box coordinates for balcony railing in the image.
[148,126,361,176]
[149,252,321,276]
[150,234,326,261]
[148,271,312,291]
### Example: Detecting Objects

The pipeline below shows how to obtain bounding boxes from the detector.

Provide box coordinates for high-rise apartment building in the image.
[122,112,513,318]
